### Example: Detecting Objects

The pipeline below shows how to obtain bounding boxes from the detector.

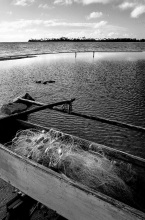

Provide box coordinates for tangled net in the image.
[11,128,136,205]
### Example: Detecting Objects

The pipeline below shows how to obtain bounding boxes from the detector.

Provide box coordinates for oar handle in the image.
[16,97,145,132]
[0,99,76,122]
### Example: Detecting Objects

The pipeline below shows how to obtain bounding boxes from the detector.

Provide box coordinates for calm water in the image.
[0,41,145,58]
[0,42,145,158]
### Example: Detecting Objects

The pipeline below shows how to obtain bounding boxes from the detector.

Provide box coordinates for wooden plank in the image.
[0,145,144,220]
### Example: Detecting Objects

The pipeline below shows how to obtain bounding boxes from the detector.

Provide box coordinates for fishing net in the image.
[11,128,135,205]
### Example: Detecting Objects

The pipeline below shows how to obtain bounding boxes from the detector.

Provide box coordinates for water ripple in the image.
[0,50,145,158]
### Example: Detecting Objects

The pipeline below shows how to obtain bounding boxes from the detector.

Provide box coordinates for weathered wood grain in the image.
[0,144,145,220]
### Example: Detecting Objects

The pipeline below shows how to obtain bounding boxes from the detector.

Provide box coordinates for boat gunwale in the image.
[0,119,145,218]
[9,119,145,167]
[0,141,145,219]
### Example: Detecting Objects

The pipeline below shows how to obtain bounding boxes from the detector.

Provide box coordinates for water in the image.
[0,42,145,158]
[0,41,145,58]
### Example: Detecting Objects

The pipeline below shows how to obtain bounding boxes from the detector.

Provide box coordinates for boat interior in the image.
[0,117,145,214]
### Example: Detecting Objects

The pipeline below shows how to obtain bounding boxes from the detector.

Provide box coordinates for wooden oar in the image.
[10,97,145,167]
[0,98,75,122]
[2,96,145,167]
[17,97,145,133]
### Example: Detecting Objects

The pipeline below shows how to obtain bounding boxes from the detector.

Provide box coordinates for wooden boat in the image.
[0,95,145,220]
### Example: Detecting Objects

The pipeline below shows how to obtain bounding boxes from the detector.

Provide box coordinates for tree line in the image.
[28,37,145,42]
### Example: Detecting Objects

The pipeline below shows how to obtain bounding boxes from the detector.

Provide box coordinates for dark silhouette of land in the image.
[28,37,145,42]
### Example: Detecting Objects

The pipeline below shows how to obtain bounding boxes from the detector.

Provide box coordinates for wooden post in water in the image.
[68,101,72,113]
[93,51,95,58]
[75,52,77,58]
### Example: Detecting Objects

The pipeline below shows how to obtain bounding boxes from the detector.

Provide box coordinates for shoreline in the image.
[0,55,36,61]
[0,50,144,61]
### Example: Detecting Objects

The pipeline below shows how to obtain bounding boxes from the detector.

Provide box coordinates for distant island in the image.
[28,37,145,42]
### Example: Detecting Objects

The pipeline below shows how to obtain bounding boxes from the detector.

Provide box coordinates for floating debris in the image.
[35,80,55,85]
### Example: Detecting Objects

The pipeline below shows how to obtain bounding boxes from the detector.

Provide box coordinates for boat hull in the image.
[0,119,145,220]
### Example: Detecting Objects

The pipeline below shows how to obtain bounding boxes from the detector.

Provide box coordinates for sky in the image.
[0,0,145,42]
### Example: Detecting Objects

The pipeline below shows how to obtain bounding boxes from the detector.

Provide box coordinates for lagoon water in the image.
[0,41,145,57]
[0,42,145,158]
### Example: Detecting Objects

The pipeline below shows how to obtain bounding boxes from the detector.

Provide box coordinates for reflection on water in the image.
[75,51,145,61]
[0,52,145,157]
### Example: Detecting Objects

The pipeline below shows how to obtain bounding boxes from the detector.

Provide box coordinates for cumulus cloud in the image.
[119,2,135,10]
[86,12,103,19]
[13,0,35,6]
[107,31,131,38]
[107,32,118,38]
[131,5,145,17]
[119,0,145,18]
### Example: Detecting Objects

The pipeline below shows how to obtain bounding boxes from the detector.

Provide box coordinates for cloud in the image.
[131,5,145,17]
[86,12,103,19]
[94,20,107,28]
[77,0,113,4]
[107,31,131,38]
[44,20,107,28]
[119,0,145,18]
[38,4,53,9]
[13,0,35,6]
[0,19,108,32]
[107,32,118,38]
[7,11,13,15]
[0,20,43,31]
[0,18,128,41]
[53,0,145,8]
[119,2,135,10]
[63,24,127,39]
[54,0,73,5]
[54,0,114,5]
[65,30,102,38]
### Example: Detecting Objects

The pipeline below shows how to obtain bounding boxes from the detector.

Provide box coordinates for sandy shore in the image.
[0,179,15,220]
[0,55,36,61]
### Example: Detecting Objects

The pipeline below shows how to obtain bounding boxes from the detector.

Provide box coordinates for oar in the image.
[0,98,75,122]
[11,97,145,167]
[17,97,145,132]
